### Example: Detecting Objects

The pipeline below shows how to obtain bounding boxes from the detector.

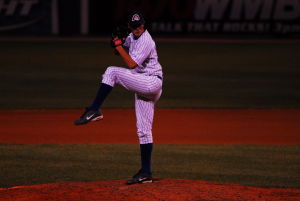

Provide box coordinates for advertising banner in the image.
[90,0,300,36]
[0,0,53,35]
[1,0,299,36]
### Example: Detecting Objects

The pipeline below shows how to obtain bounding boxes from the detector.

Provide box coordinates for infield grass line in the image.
[0,144,299,188]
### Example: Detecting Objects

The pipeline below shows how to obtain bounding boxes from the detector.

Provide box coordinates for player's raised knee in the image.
[104,66,116,75]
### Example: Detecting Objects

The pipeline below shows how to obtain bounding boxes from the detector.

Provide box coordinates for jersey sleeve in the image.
[123,36,130,48]
[130,37,153,67]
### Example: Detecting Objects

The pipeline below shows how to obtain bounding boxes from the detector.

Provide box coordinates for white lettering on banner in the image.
[275,23,300,33]
[20,0,38,15]
[187,22,220,32]
[194,0,230,20]
[223,22,271,32]
[230,0,274,20]
[274,0,300,20]
[0,0,17,15]
[151,22,183,32]
[0,0,42,32]
[151,21,300,34]
[0,0,38,16]
[194,0,300,20]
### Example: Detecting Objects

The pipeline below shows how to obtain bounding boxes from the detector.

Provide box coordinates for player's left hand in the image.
[110,25,129,48]
[111,37,123,48]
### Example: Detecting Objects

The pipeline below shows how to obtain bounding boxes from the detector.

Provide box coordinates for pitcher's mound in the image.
[0,179,299,201]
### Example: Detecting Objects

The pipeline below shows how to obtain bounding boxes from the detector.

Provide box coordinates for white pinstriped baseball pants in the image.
[102,66,162,144]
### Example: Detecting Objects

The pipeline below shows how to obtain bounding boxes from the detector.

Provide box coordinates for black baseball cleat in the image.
[74,108,103,125]
[126,170,153,185]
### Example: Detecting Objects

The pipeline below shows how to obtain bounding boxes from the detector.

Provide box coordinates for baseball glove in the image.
[110,25,129,48]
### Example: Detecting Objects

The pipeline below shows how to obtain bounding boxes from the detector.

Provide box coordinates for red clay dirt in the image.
[0,109,299,144]
[0,179,299,201]
[0,109,300,201]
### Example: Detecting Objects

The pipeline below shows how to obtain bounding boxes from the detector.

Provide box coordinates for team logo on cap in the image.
[132,14,140,21]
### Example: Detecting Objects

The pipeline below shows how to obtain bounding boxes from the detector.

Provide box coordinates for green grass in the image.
[0,41,300,109]
[0,144,299,188]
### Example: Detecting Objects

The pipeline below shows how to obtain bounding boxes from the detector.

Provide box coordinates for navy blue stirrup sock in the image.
[140,143,153,174]
[89,83,112,111]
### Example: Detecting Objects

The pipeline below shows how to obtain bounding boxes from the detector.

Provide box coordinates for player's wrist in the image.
[115,45,123,50]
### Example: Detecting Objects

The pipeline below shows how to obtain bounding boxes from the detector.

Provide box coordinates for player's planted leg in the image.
[74,83,112,125]
[126,143,153,185]
[140,143,153,174]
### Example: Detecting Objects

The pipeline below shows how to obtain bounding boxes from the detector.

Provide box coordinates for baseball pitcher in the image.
[74,11,163,185]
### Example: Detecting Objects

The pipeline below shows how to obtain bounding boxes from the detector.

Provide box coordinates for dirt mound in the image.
[0,179,299,201]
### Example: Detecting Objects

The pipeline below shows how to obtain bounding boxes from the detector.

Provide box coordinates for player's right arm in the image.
[115,45,137,69]
[112,37,137,69]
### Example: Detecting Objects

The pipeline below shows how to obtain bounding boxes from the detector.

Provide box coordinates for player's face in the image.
[129,24,145,39]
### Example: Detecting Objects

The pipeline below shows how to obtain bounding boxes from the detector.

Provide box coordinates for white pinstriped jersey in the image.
[102,29,163,144]
[123,30,163,77]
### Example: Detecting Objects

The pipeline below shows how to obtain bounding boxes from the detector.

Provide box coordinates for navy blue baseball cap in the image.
[128,11,145,29]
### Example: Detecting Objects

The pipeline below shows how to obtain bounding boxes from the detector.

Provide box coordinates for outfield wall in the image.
[0,0,300,37]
